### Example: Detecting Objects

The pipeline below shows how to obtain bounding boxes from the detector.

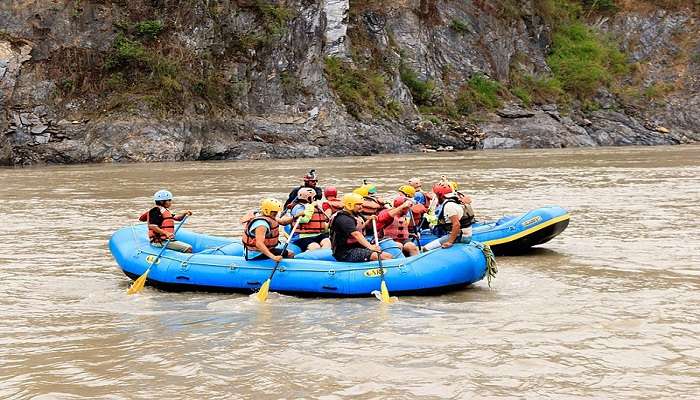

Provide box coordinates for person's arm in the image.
[277,210,294,226]
[350,231,380,253]
[284,188,299,209]
[441,215,461,248]
[174,210,193,220]
[387,201,412,218]
[254,225,281,261]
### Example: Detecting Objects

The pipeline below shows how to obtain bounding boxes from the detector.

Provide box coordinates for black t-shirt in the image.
[330,211,362,258]
[284,185,323,208]
[148,207,164,227]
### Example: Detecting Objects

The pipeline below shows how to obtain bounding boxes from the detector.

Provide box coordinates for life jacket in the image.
[409,203,427,230]
[361,196,383,217]
[382,215,410,242]
[323,197,344,214]
[140,207,175,243]
[434,198,475,236]
[329,210,363,247]
[296,203,330,234]
[241,213,280,252]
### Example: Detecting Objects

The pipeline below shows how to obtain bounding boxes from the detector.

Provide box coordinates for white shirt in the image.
[441,199,472,236]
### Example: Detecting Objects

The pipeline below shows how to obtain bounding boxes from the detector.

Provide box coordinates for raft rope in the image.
[472,241,497,287]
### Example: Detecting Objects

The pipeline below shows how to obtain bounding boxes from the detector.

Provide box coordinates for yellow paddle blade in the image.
[127,270,149,295]
[256,279,271,302]
[380,280,398,304]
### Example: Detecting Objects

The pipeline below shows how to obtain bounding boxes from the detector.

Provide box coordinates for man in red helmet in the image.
[423,182,475,251]
[375,196,420,257]
[284,169,323,209]
[322,186,344,214]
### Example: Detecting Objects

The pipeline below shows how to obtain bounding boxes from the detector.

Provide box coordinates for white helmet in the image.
[154,189,173,202]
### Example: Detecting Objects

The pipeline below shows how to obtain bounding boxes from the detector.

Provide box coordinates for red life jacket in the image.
[410,203,427,228]
[323,197,344,214]
[382,215,410,242]
[140,207,175,243]
[361,196,383,217]
[296,204,330,234]
[241,214,280,251]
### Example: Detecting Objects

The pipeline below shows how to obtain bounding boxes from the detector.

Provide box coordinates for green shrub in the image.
[449,19,470,34]
[547,22,627,98]
[399,64,434,106]
[324,56,391,118]
[580,0,618,13]
[135,20,164,40]
[456,74,504,114]
[510,72,565,106]
[105,33,146,69]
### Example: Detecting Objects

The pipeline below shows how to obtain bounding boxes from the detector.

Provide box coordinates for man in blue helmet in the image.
[139,190,193,253]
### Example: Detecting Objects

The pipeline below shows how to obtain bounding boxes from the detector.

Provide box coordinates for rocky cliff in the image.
[1,0,698,165]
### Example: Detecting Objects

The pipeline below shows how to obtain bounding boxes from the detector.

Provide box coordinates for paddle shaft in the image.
[265,217,301,283]
[406,208,422,252]
[145,215,189,273]
[371,219,386,279]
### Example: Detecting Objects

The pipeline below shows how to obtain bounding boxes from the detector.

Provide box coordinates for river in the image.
[1,145,699,399]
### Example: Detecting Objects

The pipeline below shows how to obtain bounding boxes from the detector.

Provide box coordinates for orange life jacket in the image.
[382,215,410,242]
[296,204,330,234]
[323,197,344,214]
[241,214,280,251]
[361,196,383,217]
[140,207,175,243]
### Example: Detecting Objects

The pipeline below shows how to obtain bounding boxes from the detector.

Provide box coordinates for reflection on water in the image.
[1,145,699,398]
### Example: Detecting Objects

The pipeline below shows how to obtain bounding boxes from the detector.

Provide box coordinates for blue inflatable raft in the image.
[418,206,570,255]
[109,224,492,296]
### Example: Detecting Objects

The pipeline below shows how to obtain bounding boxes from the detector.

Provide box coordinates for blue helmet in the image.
[414,191,426,205]
[154,189,173,202]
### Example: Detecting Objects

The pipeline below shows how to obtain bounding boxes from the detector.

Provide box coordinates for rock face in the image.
[0,1,697,166]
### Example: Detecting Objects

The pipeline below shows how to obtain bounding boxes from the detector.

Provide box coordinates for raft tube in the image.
[109,224,490,296]
[418,206,570,255]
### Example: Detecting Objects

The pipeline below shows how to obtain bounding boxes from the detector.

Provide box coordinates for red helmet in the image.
[393,196,408,208]
[432,182,453,197]
[324,186,338,198]
[297,187,316,202]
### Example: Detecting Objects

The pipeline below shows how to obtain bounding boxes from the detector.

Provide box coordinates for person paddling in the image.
[330,193,392,262]
[375,196,420,257]
[399,185,427,232]
[139,190,193,253]
[284,169,323,209]
[241,198,295,261]
[423,182,475,250]
[278,188,331,252]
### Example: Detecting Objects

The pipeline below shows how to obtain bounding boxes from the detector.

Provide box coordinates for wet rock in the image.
[497,106,535,119]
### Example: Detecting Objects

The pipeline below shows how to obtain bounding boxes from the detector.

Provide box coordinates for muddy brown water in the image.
[1,145,699,399]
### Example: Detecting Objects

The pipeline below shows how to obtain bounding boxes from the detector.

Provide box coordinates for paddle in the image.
[128,215,189,295]
[255,217,302,302]
[406,207,423,253]
[372,219,397,304]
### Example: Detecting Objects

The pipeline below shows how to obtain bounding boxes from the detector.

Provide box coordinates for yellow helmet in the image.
[260,198,282,216]
[342,193,364,211]
[449,181,459,191]
[353,185,369,197]
[398,185,416,198]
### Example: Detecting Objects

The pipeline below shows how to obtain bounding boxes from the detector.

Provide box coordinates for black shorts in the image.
[249,247,291,260]
[292,233,329,252]
[335,247,373,262]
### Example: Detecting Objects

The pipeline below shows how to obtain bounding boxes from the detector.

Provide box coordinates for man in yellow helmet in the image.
[329,193,393,262]
[241,198,294,261]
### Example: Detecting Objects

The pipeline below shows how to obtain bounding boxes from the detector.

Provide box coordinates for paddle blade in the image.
[127,270,149,295]
[256,279,271,302]
[379,280,398,304]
